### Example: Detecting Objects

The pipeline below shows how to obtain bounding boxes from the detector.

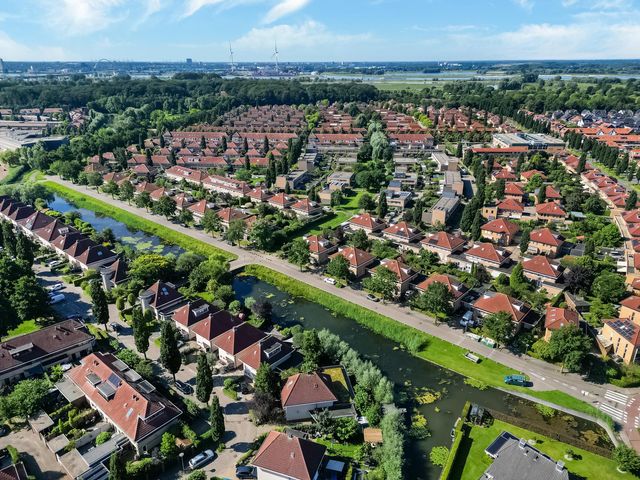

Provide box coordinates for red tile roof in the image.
[236,336,292,371]
[545,306,579,331]
[504,182,525,196]
[213,322,266,356]
[375,258,416,283]
[465,243,510,265]
[521,169,547,181]
[421,231,466,251]
[522,256,562,280]
[497,198,525,212]
[252,431,326,480]
[383,221,422,241]
[536,202,566,217]
[529,228,564,246]
[331,246,375,267]
[481,218,519,236]
[348,213,386,230]
[416,273,468,299]
[281,372,337,408]
[621,295,640,313]
[305,235,335,254]
[190,311,243,341]
[473,292,532,323]
[68,352,181,443]
[173,300,217,328]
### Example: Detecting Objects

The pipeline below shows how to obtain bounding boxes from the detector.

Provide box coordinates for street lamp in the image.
[179,452,185,471]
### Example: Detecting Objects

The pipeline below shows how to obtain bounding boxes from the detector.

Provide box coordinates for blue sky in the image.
[0,0,639,61]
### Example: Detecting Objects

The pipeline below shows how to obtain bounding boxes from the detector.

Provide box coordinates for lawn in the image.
[321,366,351,403]
[315,438,360,459]
[5,320,41,338]
[42,180,237,262]
[243,264,612,424]
[452,419,623,480]
[0,165,26,185]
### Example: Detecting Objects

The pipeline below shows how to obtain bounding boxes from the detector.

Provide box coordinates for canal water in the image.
[234,275,613,479]
[48,194,184,256]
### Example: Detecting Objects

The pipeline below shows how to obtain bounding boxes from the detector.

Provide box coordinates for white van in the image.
[49,294,66,305]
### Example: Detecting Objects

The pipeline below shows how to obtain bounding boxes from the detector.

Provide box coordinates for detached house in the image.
[280,372,338,421]
[291,198,323,219]
[372,258,418,296]
[66,352,182,454]
[544,306,580,341]
[463,243,511,275]
[421,231,466,262]
[252,431,326,480]
[536,202,566,221]
[348,213,386,234]
[416,273,470,311]
[305,235,337,264]
[528,228,565,258]
[522,256,564,295]
[481,218,519,246]
[472,292,536,329]
[139,281,185,320]
[330,246,376,278]
[382,221,423,247]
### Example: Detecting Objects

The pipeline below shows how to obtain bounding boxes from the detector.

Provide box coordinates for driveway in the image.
[0,427,69,479]
[34,265,92,319]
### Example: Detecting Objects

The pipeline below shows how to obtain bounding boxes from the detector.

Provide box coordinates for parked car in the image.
[188,450,215,470]
[175,380,193,395]
[0,425,9,437]
[366,294,379,302]
[459,311,475,327]
[323,277,336,285]
[48,294,66,305]
[504,374,530,387]
[235,465,257,479]
[46,259,63,268]
[110,322,121,332]
[46,283,64,292]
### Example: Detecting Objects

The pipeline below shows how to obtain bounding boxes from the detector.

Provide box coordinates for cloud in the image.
[182,0,261,17]
[513,0,534,11]
[233,20,371,59]
[263,0,311,23]
[0,30,66,60]
[45,0,128,35]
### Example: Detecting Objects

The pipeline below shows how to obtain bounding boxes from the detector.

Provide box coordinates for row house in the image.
[421,231,466,262]
[472,291,537,330]
[389,133,434,152]
[0,196,117,272]
[480,218,519,246]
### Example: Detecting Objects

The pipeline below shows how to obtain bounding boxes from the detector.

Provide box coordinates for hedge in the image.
[439,402,471,480]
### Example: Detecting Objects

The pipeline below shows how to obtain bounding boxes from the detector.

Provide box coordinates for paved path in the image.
[47,176,640,445]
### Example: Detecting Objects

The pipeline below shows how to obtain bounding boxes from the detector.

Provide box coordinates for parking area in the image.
[0,427,69,479]
[34,265,92,319]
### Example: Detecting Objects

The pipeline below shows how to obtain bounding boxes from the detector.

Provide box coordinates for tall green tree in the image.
[89,280,109,329]
[288,237,311,270]
[196,353,213,404]
[412,281,453,324]
[626,190,638,211]
[254,363,280,400]
[209,395,225,445]
[326,255,350,281]
[201,209,222,235]
[108,451,126,480]
[377,193,388,218]
[153,195,176,219]
[131,307,151,359]
[545,325,592,373]
[134,191,152,211]
[470,210,482,241]
[363,266,397,302]
[482,311,514,348]
[160,322,182,382]
[224,219,245,245]
[519,228,531,255]
[15,233,34,265]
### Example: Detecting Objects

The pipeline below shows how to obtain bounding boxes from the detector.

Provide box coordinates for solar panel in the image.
[111,360,129,372]
[124,370,142,383]
[137,380,156,394]
[97,382,116,400]
[107,373,122,388]
[86,372,101,386]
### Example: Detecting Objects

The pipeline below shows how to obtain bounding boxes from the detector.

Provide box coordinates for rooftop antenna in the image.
[272,40,279,74]
[229,42,235,72]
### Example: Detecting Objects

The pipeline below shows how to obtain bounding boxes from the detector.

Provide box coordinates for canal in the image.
[48,194,184,256]
[234,275,614,479]
[47,190,613,478]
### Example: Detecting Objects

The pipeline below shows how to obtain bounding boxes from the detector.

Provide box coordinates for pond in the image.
[234,276,614,479]
[48,194,184,257]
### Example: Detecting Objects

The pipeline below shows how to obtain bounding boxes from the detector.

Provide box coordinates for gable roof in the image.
[252,431,326,480]
[473,292,532,323]
[421,231,466,251]
[213,322,266,355]
[530,228,564,247]
[621,295,640,313]
[331,246,375,267]
[545,306,580,331]
[190,310,243,341]
[465,242,510,265]
[236,336,293,371]
[172,299,217,328]
[536,202,566,217]
[522,256,563,279]
[481,218,519,236]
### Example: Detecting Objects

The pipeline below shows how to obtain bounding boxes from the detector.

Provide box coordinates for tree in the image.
[288,237,310,270]
[160,432,179,460]
[102,180,119,198]
[201,209,222,235]
[254,363,280,400]
[509,263,527,291]
[413,281,453,323]
[134,191,152,211]
[495,179,505,200]
[519,228,531,255]
[326,255,350,281]
[15,234,34,264]
[1,222,16,257]
[299,330,322,371]
[160,322,182,382]
[108,451,126,480]
[576,154,587,174]
[363,266,397,302]
[358,192,375,212]
[537,184,547,204]
[131,307,151,359]
[89,280,109,329]
[130,253,175,285]
[626,190,638,211]
[470,210,482,241]
[209,395,225,445]
[482,311,514,348]
[224,219,245,245]
[545,325,592,373]
[178,208,194,225]
[176,252,205,277]
[349,229,371,250]
[196,353,213,403]
[591,272,627,303]
[330,189,343,207]
[565,264,594,294]
[377,193,388,218]
[153,195,176,219]
[614,445,640,473]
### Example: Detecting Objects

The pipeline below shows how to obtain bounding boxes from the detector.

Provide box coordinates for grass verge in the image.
[5,320,41,338]
[42,181,237,261]
[243,264,612,423]
[452,419,623,480]
[0,165,26,185]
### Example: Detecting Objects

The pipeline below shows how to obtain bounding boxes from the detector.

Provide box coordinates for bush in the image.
[6,445,20,464]
[183,398,203,418]
[126,458,157,479]
[429,446,450,467]
[95,431,112,445]
[187,471,206,480]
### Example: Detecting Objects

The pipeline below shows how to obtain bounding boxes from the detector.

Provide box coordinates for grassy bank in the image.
[0,165,26,185]
[42,181,236,262]
[452,419,623,480]
[243,264,611,423]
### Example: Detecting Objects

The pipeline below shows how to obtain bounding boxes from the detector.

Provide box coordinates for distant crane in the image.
[228,42,235,72]
[272,40,279,74]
